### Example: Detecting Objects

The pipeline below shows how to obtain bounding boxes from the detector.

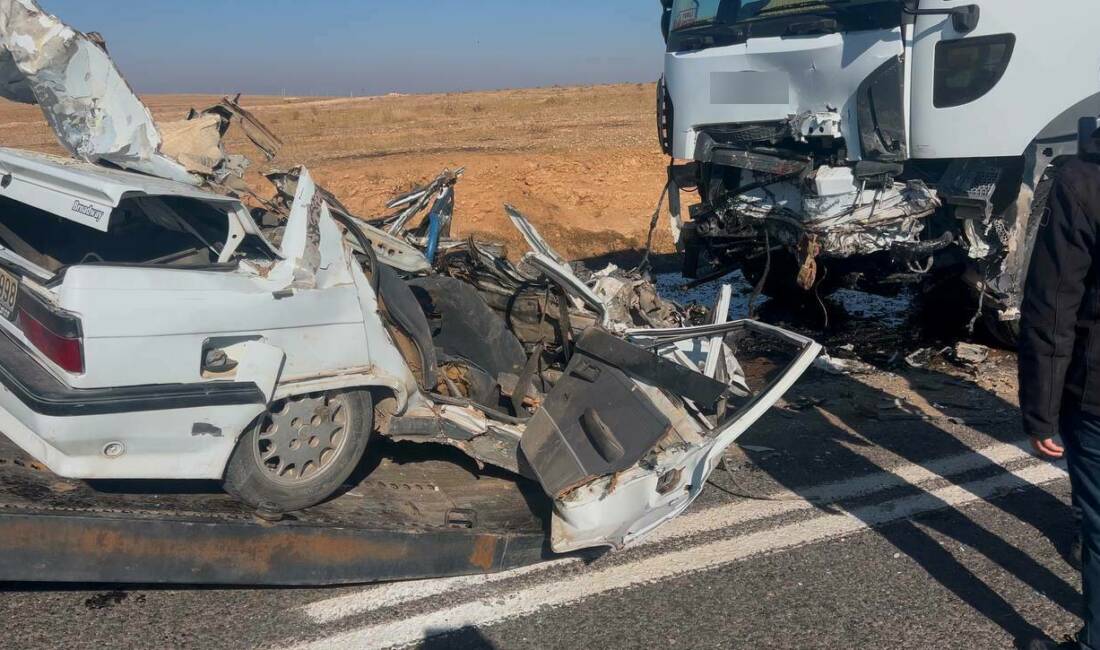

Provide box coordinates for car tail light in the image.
[15,297,84,374]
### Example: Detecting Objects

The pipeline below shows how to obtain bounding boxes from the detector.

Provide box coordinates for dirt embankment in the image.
[0,83,677,261]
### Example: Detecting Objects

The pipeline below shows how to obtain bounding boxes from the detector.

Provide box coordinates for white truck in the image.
[658,0,1100,344]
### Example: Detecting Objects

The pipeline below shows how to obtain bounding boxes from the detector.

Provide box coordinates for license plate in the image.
[0,269,19,320]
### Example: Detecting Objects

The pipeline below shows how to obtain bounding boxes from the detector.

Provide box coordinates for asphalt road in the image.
[0,337,1083,650]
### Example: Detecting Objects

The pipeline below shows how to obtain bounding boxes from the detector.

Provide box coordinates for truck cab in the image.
[660,0,1100,343]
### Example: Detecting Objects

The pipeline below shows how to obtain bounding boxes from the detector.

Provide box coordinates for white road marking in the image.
[293,461,1067,650]
[302,440,1035,625]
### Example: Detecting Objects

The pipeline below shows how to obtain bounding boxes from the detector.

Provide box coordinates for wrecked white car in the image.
[0,0,821,553]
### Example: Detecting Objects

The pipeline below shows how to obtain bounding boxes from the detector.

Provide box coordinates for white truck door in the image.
[909,0,1099,160]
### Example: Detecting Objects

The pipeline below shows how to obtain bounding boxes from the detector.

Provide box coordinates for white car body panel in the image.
[0,399,268,479]
[55,269,369,389]
[0,153,417,481]
[0,149,234,231]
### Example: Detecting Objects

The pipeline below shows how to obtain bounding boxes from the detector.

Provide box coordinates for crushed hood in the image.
[0,1,282,192]
[0,0,198,184]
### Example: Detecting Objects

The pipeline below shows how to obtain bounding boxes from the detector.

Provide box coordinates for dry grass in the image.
[0,83,677,260]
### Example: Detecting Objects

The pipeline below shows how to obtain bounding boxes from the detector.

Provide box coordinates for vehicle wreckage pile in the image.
[0,0,820,553]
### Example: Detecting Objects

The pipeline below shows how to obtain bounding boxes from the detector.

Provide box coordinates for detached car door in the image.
[521,321,821,553]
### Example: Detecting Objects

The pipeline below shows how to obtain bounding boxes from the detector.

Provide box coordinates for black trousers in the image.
[1064,409,1100,650]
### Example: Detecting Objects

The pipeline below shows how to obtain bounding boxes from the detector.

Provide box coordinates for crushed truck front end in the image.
[660,0,925,295]
[659,0,1100,343]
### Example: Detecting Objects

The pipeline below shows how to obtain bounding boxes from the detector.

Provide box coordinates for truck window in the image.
[933,34,1017,108]
[668,0,902,52]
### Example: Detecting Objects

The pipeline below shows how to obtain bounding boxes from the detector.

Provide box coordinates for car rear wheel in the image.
[223,389,373,513]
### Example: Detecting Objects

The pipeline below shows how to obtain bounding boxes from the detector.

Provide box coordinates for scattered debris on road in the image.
[952,342,992,369]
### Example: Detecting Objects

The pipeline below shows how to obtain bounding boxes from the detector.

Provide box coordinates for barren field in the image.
[0,83,675,261]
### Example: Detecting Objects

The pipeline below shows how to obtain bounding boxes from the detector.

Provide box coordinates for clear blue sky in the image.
[39,0,665,96]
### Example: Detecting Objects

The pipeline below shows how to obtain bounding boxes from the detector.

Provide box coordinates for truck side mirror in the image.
[661,3,672,43]
[1080,117,1100,158]
[903,3,981,34]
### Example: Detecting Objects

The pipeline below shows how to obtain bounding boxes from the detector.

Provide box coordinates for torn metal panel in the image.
[383,169,464,236]
[521,326,730,499]
[549,320,822,552]
[353,222,431,274]
[703,284,732,379]
[160,114,230,177]
[268,167,325,288]
[202,95,283,162]
[161,96,283,185]
[727,173,940,258]
[266,167,431,274]
[386,407,524,476]
[0,0,196,184]
[505,205,612,327]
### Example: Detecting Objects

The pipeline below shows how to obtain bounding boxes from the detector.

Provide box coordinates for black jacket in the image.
[1019,157,1100,438]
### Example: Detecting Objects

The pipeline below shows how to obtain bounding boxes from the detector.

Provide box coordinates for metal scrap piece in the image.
[266,167,431,273]
[201,95,283,161]
[160,114,228,177]
[505,205,612,328]
[161,95,283,184]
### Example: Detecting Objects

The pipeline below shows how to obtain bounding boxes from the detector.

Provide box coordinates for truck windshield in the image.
[668,0,901,51]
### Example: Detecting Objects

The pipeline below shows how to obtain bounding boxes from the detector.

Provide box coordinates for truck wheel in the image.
[978,173,1055,350]
[223,389,373,513]
[982,314,1020,349]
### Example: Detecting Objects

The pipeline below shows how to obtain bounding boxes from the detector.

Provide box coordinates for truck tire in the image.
[982,315,1021,348]
[979,172,1056,349]
[223,389,373,513]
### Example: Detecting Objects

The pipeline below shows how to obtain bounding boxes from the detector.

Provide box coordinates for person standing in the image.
[1020,122,1100,650]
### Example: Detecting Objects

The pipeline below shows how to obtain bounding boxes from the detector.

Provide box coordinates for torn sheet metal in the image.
[548,320,822,552]
[267,167,431,274]
[703,284,733,379]
[160,114,227,177]
[201,95,283,162]
[0,0,196,184]
[729,175,940,257]
[268,167,324,288]
[161,96,283,186]
[383,169,464,236]
[505,205,612,327]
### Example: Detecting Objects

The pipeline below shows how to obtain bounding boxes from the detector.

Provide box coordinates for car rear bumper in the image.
[0,327,269,479]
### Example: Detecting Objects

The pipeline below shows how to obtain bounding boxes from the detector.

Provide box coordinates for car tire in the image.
[223,389,373,513]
